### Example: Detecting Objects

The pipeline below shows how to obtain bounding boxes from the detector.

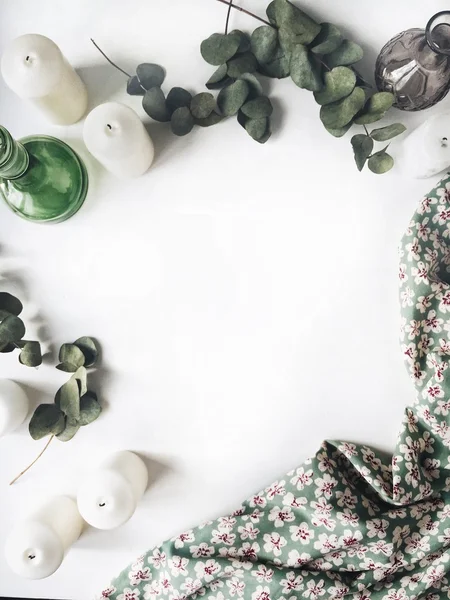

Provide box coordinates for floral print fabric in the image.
[99,175,450,600]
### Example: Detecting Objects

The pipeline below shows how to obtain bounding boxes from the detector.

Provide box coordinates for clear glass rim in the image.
[426,11,450,56]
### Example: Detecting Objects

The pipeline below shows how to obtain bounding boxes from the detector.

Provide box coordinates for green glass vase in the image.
[0,126,88,223]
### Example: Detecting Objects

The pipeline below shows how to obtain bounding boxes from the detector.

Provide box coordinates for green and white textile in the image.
[100,175,450,600]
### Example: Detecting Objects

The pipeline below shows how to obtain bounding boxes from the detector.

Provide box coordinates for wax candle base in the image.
[0,380,29,437]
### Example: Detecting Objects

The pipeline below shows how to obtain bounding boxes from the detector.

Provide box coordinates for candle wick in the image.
[99,502,106,507]
[28,554,36,560]
[25,56,30,62]
[106,124,112,130]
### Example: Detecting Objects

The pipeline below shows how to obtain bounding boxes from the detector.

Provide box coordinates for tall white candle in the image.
[1,34,88,125]
[83,102,155,178]
[5,496,83,579]
[0,380,29,437]
[77,451,148,530]
[399,113,450,178]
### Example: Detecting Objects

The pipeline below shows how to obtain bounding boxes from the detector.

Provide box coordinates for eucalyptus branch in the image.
[215,0,274,28]
[90,38,132,78]
[225,0,234,34]
[9,435,54,485]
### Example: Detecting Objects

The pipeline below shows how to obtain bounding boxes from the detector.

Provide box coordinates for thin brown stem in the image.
[225,0,233,34]
[9,435,54,485]
[90,39,132,78]
[363,125,370,136]
[215,0,274,28]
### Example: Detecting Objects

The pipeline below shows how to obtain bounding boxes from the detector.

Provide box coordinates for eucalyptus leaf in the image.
[0,343,15,353]
[229,30,251,53]
[194,112,223,127]
[237,110,247,129]
[370,123,406,142]
[271,0,320,44]
[55,377,80,421]
[19,341,42,367]
[206,64,231,90]
[326,40,364,68]
[79,392,102,426]
[56,417,80,442]
[245,117,269,142]
[311,23,343,55]
[166,87,193,115]
[313,66,356,105]
[368,150,394,174]
[171,107,195,136]
[239,72,263,99]
[251,26,278,63]
[351,134,374,171]
[73,336,99,368]
[227,52,257,78]
[58,344,85,370]
[73,366,88,397]
[142,87,171,122]
[325,123,352,137]
[320,86,366,129]
[201,33,240,66]
[266,1,277,26]
[217,79,249,116]
[0,315,25,350]
[136,63,165,90]
[127,75,145,96]
[29,404,65,440]
[241,96,273,119]
[0,292,23,318]
[290,45,323,92]
[354,92,394,125]
[258,44,291,79]
[190,93,216,119]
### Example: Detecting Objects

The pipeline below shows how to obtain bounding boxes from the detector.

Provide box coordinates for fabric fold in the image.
[99,175,450,600]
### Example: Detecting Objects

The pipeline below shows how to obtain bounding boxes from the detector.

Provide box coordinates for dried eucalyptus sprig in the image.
[10,337,101,485]
[0,292,42,367]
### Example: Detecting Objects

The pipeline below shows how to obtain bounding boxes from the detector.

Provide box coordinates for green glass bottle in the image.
[0,126,88,223]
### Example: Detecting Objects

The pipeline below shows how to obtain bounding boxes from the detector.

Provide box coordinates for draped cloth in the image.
[99,175,450,600]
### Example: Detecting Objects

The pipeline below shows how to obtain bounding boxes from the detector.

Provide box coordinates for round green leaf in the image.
[251,26,278,63]
[56,417,80,442]
[227,52,257,78]
[190,93,216,119]
[127,76,145,96]
[0,343,15,353]
[370,123,406,142]
[171,107,194,136]
[73,366,88,397]
[201,33,240,66]
[73,336,99,368]
[136,63,165,90]
[290,44,323,92]
[229,30,251,53]
[0,315,25,350]
[310,23,343,55]
[19,341,42,367]
[206,64,231,90]
[58,344,85,371]
[217,79,249,116]
[142,87,171,122]
[166,87,192,115]
[313,66,356,105]
[79,392,102,426]
[258,44,291,79]
[55,377,80,421]
[326,40,364,68]
[266,1,277,26]
[325,123,352,137]
[354,92,394,125]
[368,150,394,174]
[320,87,366,128]
[351,134,374,171]
[241,96,273,119]
[0,292,23,319]
[29,404,65,440]
[245,117,269,142]
[239,73,263,99]
[194,112,223,127]
[271,0,321,44]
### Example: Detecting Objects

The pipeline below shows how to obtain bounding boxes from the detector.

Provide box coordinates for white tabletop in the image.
[0,1,448,598]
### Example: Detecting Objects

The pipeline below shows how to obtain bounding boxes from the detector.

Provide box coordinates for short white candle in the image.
[0,380,29,437]
[1,34,88,125]
[83,102,155,178]
[5,496,83,579]
[399,113,450,178]
[77,451,148,530]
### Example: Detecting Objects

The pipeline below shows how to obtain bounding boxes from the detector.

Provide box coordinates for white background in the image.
[0,1,448,598]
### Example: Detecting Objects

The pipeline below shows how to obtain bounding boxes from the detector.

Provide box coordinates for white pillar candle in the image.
[83,102,155,178]
[77,451,148,530]
[0,380,29,437]
[5,496,83,579]
[399,112,450,178]
[1,34,88,125]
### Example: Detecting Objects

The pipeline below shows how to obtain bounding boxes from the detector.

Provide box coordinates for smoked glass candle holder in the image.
[0,125,88,223]
[375,11,450,111]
